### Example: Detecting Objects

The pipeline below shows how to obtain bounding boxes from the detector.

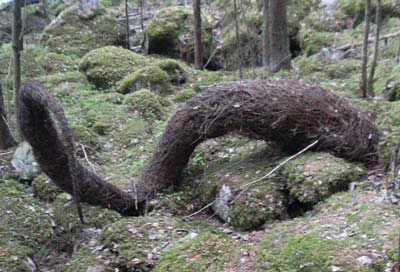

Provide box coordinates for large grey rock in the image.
[11,142,41,180]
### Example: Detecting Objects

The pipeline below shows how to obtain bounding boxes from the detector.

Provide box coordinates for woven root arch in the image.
[19,80,379,214]
[19,80,144,215]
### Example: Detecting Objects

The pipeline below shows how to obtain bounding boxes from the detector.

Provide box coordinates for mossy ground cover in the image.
[257,190,399,272]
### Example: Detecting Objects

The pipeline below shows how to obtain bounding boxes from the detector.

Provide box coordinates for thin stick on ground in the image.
[230,139,319,204]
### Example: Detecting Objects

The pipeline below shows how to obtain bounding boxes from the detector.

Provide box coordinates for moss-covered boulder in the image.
[99,217,199,271]
[123,89,164,119]
[385,81,400,101]
[156,59,187,84]
[119,66,173,95]
[175,89,196,102]
[52,193,121,232]
[145,7,191,57]
[78,46,147,89]
[154,232,239,272]
[0,180,53,271]
[41,4,126,56]
[32,173,63,201]
[188,145,287,231]
[145,7,213,65]
[281,152,366,205]
[335,0,400,27]
[227,182,286,231]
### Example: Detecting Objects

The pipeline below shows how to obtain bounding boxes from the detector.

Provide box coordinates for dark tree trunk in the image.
[0,83,16,150]
[367,0,381,96]
[139,0,144,33]
[262,0,270,77]
[268,0,291,73]
[125,0,130,49]
[360,0,371,98]
[12,0,22,97]
[193,0,203,70]
[233,0,243,79]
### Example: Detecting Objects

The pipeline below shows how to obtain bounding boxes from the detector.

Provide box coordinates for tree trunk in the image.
[12,0,23,98]
[0,82,16,150]
[268,0,291,73]
[233,0,243,79]
[262,0,270,77]
[360,0,371,98]
[193,0,203,70]
[125,0,130,49]
[139,0,144,34]
[367,0,381,97]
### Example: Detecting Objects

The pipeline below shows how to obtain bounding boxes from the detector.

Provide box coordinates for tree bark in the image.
[360,0,371,98]
[233,0,243,79]
[262,0,270,77]
[125,0,130,49]
[367,0,381,97]
[193,0,203,70]
[139,0,144,34]
[0,82,16,150]
[268,0,291,73]
[12,0,23,98]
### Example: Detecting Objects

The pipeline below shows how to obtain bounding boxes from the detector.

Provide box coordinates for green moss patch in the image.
[119,66,173,95]
[0,180,53,254]
[32,174,63,201]
[52,193,121,232]
[154,232,239,272]
[175,89,197,102]
[78,46,148,89]
[99,217,197,271]
[258,190,399,272]
[123,89,164,119]
[281,152,366,205]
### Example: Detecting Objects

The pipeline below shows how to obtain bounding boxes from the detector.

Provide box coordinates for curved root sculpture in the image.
[138,80,379,198]
[19,80,143,215]
[19,79,379,214]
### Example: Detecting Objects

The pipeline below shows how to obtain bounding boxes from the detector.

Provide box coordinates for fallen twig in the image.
[337,31,400,51]
[230,140,319,204]
[185,140,319,219]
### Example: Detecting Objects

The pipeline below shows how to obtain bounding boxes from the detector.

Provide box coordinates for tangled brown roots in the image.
[138,80,379,198]
[19,80,144,215]
[19,79,379,214]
